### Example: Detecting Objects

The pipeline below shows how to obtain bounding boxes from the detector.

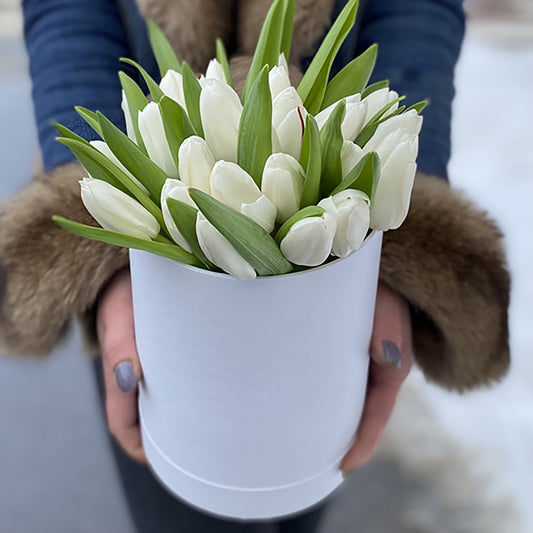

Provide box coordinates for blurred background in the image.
[0,1,532,532]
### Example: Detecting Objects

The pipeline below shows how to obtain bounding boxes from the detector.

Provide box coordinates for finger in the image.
[341,283,412,473]
[340,360,406,473]
[97,268,146,463]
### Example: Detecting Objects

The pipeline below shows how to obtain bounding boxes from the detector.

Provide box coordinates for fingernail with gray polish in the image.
[383,340,402,368]
[115,361,137,392]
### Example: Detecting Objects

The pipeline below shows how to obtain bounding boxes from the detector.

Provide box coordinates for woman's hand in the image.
[97,271,411,470]
[341,281,412,473]
[97,267,146,463]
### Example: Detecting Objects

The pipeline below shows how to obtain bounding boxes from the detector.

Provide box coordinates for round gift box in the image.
[129,231,383,520]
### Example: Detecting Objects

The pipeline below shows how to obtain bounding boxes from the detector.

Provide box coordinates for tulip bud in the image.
[364,110,423,155]
[200,78,243,162]
[121,90,137,143]
[80,177,160,240]
[269,64,291,100]
[210,161,277,233]
[196,212,256,279]
[362,88,399,124]
[272,87,303,129]
[340,141,364,178]
[319,190,370,257]
[178,136,215,192]
[90,140,149,194]
[370,138,418,231]
[161,179,196,251]
[316,95,367,141]
[280,212,337,267]
[138,102,179,178]
[205,59,226,83]
[262,153,305,223]
[159,70,186,108]
[275,106,307,161]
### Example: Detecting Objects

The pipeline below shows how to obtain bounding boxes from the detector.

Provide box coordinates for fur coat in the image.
[0,0,510,391]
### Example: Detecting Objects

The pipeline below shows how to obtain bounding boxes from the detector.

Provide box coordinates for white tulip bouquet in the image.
[53,0,425,280]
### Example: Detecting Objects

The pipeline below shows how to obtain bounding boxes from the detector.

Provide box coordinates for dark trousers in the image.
[93,360,327,533]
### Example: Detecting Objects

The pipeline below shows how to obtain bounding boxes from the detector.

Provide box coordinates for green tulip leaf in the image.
[165,198,216,269]
[242,0,287,102]
[118,72,149,153]
[97,112,167,200]
[181,61,204,137]
[299,114,322,208]
[74,107,103,138]
[297,0,358,114]
[355,96,405,147]
[361,79,389,99]
[216,39,234,88]
[55,133,165,228]
[322,44,378,109]
[331,151,380,202]
[147,19,182,77]
[238,65,272,187]
[320,100,346,196]
[53,216,202,267]
[189,188,293,276]
[120,57,164,102]
[159,96,196,166]
[406,99,429,114]
[280,0,296,60]
[275,206,325,244]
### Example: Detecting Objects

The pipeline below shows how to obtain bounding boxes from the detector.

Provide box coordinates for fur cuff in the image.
[0,163,128,355]
[381,175,510,391]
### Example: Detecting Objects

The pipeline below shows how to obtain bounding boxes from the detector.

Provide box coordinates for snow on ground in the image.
[379,26,533,533]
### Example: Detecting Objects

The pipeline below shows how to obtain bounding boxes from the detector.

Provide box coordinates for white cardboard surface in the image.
[129,232,383,520]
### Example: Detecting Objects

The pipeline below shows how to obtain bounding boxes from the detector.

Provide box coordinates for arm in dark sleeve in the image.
[23,0,131,171]
[356,0,466,179]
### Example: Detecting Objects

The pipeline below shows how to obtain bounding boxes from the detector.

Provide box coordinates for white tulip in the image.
[121,90,137,143]
[200,78,242,162]
[280,212,337,266]
[138,102,179,178]
[80,177,160,240]
[210,161,277,233]
[319,190,370,257]
[370,138,418,231]
[196,212,256,279]
[275,106,307,160]
[269,64,291,100]
[90,140,149,194]
[178,136,215,192]
[362,88,399,124]
[160,179,196,251]
[315,95,367,141]
[272,87,303,129]
[262,153,305,223]
[205,59,226,82]
[159,70,186,108]
[364,110,423,154]
[340,141,364,177]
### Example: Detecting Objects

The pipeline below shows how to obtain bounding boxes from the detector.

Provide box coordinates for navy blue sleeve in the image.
[23,0,131,171]
[356,0,466,179]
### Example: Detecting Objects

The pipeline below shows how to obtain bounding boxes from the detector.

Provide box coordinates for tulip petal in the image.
[262,153,305,223]
[200,78,242,162]
[341,141,364,177]
[161,178,196,251]
[196,213,257,279]
[160,70,186,108]
[280,213,337,266]
[80,177,160,240]
[272,87,303,129]
[178,136,215,192]
[269,64,291,100]
[275,106,307,161]
[241,194,277,233]
[210,161,261,210]
[138,102,179,178]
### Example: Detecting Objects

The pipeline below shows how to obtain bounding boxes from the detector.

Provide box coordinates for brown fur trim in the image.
[236,0,336,62]
[135,0,234,72]
[380,175,510,391]
[0,163,128,356]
